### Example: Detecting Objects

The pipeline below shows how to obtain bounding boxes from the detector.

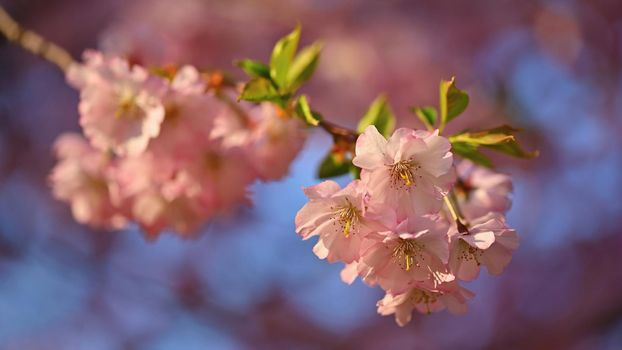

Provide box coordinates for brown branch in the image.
[318,119,358,144]
[0,5,74,72]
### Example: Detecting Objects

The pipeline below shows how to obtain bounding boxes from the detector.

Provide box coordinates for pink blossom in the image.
[211,102,306,181]
[148,68,222,162]
[353,126,455,217]
[67,51,166,156]
[340,262,359,285]
[295,180,371,263]
[377,282,474,326]
[448,212,519,281]
[455,160,513,220]
[357,210,453,295]
[247,104,306,180]
[49,133,126,229]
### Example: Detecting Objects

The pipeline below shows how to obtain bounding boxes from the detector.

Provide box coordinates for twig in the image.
[0,6,74,72]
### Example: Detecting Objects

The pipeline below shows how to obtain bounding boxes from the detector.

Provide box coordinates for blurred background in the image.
[1,0,621,349]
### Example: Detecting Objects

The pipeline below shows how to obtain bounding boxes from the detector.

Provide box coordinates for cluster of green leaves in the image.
[411,77,537,167]
[237,25,321,108]
[237,26,399,179]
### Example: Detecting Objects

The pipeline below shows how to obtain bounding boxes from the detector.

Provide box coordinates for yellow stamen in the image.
[344,219,351,238]
[336,200,359,238]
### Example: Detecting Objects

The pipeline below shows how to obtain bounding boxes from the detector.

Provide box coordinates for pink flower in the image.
[67,50,166,156]
[148,68,222,161]
[49,133,126,229]
[357,210,453,294]
[455,160,513,220]
[353,126,455,217]
[211,102,306,181]
[448,212,519,281]
[295,180,371,263]
[377,282,474,326]
[247,104,306,180]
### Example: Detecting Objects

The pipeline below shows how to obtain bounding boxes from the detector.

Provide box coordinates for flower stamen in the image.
[388,159,421,190]
[393,238,424,271]
[335,199,360,238]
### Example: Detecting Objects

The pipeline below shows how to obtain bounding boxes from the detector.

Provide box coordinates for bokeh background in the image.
[1,0,622,349]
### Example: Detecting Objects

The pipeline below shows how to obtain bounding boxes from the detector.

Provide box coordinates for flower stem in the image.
[0,6,74,72]
[443,194,469,234]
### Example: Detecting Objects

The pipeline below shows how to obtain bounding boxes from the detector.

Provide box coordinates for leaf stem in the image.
[0,6,74,72]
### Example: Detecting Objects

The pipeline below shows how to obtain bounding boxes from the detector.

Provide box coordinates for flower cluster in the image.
[50,51,306,238]
[295,125,518,326]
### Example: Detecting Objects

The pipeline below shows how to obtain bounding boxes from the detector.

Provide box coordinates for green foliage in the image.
[238,77,281,102]
[449,125,538,166]
[287,42,322,92]
[439,77,469,131]
[270,24,301,88]
[295,95,322,126]
[411,106,437,130]
[318,152,351,178]
[357,95,396,137]
[235,59,271,79]
[451,141,492,167]
[238,25,322,103]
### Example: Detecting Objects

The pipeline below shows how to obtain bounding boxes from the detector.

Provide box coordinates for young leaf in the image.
[357,95,396,137]
[411,106,437,130]
[318,152,351,178]
[239,77,281,102]
[439,77,469,131]
[451,142,492,168]
[286,42,322,92]
[236,59,271,79]
[270,25,301,88]
[449,125,538,165]
[484,141,539,159]
[449,132,515,145]
[295,95,322,126]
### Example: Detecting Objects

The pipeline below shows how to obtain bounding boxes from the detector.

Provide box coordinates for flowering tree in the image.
[0,7,536,326]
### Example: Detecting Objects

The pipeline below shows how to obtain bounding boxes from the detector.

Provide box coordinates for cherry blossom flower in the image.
[377,282,474,326]
[246,104,306,180]
[295,180,371,263]
[353,126,455,217]
[448,212,519,281]
[67,50,166,156]
[455,160,513,220]
[212,102,306,181]
[357,209,454,295]
[49,133,126,229]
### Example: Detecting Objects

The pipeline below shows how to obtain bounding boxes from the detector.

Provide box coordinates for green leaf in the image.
[411,106,437,130]
[318,152,351,178]
[451,142,492,168]
[286,42,322,92]
[449,132,515,145]
[484,141,539,158]
[295,95,322,126]
[357,95,396,137]
[239,77,281,102]
[270,25,301,88]
[236,59,271,79]
[439,77,469,131]
[449,125,538,165]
